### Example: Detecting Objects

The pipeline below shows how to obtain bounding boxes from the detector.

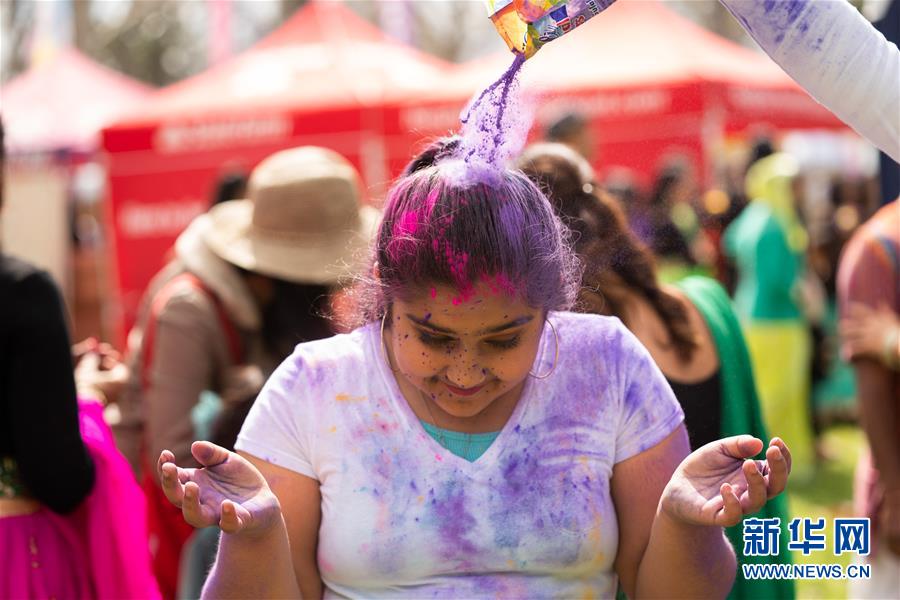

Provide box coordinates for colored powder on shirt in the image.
[732,0,821,50]
[443,53,532,187]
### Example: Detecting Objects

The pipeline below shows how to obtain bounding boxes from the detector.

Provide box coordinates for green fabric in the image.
[420,421,501,462]
[723,203,802,321]
[191,390,223,442]
[656,261,713,285]
[675,276,795,600]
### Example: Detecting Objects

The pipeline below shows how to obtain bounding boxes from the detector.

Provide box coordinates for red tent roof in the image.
[108,1,453,130]
[439,0,830,100]
[0,48,151,154]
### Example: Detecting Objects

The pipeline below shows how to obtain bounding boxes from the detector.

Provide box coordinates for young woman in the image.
[158,148,791,599]
[516,142,794,599]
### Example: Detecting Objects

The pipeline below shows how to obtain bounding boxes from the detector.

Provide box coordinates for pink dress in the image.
[0,506,93,598]
[0,399,161,599]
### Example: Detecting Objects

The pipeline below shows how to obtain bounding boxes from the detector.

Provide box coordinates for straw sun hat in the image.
[203,146,380,284]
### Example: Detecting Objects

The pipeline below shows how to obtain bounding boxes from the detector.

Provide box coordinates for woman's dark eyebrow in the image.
[479,315,534,335]
[405,313,533,335]
[406,314,455,334]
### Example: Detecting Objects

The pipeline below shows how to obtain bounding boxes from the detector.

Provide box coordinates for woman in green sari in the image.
[517,144,794,599]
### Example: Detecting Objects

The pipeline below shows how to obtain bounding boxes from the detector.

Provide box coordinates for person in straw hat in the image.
[114,146,378,599]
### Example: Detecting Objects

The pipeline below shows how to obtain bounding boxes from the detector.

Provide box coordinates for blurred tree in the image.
[281,0,308,21]
[2,0,880,89]
[408,1,500,62]
[348,0,501,63]
[1,0,35,83]
[71,0,206,87]
[71,0,292,86]
[671,0,752,45]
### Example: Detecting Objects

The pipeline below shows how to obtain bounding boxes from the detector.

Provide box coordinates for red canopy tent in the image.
[391,0,846,187]
[102,0,454,339]
[1,47,151,155]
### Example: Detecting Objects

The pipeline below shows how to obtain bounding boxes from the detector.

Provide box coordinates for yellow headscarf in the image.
[745,153,808,253]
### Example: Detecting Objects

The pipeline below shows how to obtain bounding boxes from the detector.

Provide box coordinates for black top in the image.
[667,369,723,451]
[0,253,94,513]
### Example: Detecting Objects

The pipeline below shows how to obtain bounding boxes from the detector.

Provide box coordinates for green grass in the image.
[786,425,865,600]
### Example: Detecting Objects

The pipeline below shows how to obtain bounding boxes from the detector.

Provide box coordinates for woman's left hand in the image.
[660,435,791,528]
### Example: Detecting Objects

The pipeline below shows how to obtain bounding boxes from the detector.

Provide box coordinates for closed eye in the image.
[485,335,521,350]
[416,330,456,347]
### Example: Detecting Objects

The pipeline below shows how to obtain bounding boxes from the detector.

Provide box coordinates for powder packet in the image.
[485,0,617,59]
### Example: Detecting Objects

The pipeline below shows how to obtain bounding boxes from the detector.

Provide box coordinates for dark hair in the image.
[747,136,775,169]
[650,159,689,208]
[235,266,333,359]
[212,277,334,451]
[260,279,333,358]
[545,112,587,142]
[517,145,698,362]
[403,137,460,177]
[211,172,248,207]
[351,139,581,324]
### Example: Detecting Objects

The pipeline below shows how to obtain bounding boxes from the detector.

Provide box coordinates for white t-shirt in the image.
[236,311,684,598]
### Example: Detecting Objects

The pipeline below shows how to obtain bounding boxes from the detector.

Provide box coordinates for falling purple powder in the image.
[444,53,532,187]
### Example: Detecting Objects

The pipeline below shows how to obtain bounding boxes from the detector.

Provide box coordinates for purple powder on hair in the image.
[446,53,532,186]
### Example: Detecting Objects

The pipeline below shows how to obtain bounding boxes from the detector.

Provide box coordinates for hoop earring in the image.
[529,319,559,379]
[380,311,396,372]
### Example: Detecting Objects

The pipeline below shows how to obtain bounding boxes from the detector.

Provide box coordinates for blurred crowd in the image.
[1,103,898,598]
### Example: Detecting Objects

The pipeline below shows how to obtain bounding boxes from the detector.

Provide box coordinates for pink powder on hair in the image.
[387,210,423,263]
[423,188,441,217]
[480,273,518,297]
[494,273,517,296]
[395,210,420,237]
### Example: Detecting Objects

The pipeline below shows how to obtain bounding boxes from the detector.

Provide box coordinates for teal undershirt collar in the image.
[420,420,501,462]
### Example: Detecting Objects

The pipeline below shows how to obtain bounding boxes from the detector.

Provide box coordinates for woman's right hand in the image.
[158,441,282,536]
